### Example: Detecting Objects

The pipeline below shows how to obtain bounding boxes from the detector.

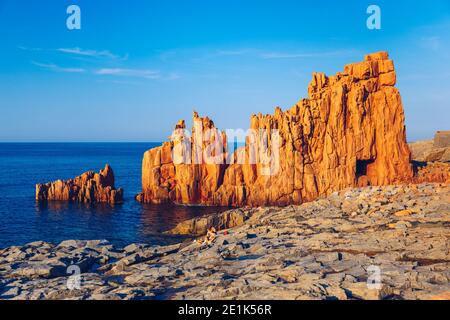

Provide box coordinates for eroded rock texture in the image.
[409,131,450,163]
[137,52,415,206]
[413,162,450,184]
[36,165,123,204]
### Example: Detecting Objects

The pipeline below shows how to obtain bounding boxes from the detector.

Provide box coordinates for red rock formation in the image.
[36,164,123,204]
[409,131,450,162]
[136,52,415,206]
[413,162,450,184]
[434,131,450,148]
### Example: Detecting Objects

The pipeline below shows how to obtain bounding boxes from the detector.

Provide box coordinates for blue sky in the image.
[0,0,449,142]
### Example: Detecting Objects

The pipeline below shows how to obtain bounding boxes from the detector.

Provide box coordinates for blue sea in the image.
[0,143,228,248]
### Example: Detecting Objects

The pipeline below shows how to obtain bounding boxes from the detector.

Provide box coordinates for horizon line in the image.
[0,137,434,144]
[0,141,164,144]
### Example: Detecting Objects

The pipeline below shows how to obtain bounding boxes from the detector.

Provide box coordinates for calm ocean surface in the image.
[0,143,228,248]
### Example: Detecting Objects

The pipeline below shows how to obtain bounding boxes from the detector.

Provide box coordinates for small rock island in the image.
[36,164,123,204]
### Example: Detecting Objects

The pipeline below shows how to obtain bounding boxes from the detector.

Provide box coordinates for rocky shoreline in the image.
[1,182,449,300]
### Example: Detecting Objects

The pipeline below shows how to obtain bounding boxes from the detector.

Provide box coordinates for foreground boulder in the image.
[167,208,256,236]
[137,52,415,206]
[36,164,123,204]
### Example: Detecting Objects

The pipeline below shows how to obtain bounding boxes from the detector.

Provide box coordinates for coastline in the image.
[1,182,449,300]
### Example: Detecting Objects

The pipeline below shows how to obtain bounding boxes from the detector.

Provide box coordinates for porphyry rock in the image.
[136,52,415,207]
[409,131,450,163]
[36,164,123,204]
[434,131,450,148]
[413,162,450,184]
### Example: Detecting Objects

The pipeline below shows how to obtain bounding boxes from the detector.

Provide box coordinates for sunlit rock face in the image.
[434,131,450,148]
[409,131,450,163]
[36,164,123,204]
[137,52,415,207]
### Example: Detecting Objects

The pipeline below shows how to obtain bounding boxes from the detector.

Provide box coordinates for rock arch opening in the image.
[356,159,374,178]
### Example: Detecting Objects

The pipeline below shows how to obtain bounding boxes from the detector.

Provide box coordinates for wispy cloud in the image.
[165,72,181,81]
[96,79,144,86]
[95,68,160,79]
[158,50,177,62]
[190,48,250,63]
[259,50,358,59]
[31,59,177,81]
[18,46,42,52]
[215,49,248,56]
[57,47,128,60]
[190,48,358,63]
[420,36,441,52]
[31,61,85,73]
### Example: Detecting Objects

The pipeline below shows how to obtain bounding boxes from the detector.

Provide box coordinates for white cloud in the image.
[31,61,85,73]
[95,68,160,79]
[18,46,42,52]
[57,47,128,60]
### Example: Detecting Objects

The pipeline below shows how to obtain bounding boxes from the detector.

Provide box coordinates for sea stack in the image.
[36,164,124,204]
[137,52,416,207]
